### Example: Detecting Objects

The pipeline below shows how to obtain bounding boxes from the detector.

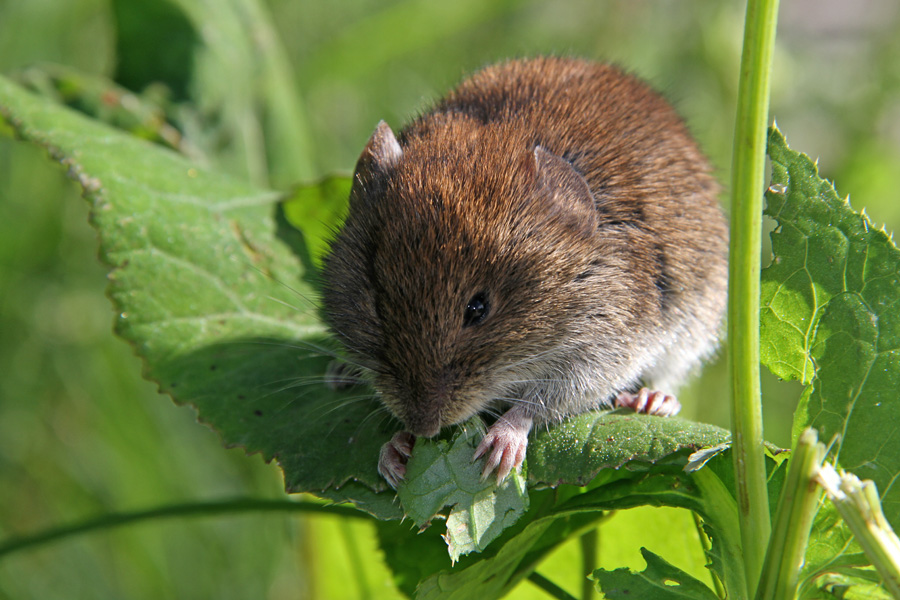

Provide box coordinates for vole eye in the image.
[463,293,489,327]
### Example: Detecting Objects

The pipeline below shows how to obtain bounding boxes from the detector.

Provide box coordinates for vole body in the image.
[321,57,728,486]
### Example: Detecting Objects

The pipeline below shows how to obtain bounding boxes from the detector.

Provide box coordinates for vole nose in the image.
[402,370,454,438]
[407,416,442,438]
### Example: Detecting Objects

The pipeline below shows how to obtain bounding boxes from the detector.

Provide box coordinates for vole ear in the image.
[358,120,403,173]
[349,121,403,207]
[533,146,598,236]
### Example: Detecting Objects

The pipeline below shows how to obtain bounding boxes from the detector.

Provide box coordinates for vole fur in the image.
[321,57,728,486]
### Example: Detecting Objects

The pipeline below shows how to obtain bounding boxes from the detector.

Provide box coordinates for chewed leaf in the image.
[527,411,731,486]
[398,426,528,562]
[591,547,720,599]
[0,74,397,507]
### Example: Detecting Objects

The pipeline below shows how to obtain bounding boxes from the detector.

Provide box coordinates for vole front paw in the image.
[378,431,415,488]
[473,406,533,483]
[615,388,681,417]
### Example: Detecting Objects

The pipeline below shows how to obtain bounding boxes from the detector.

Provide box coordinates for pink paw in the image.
[378,431,415,488]
[615,388,681,417]
[473,408,533,483]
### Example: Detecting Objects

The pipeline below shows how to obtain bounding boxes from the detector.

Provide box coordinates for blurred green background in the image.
[1,0,899,598]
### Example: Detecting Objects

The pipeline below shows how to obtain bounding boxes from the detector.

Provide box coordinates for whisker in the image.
[290,393,380,424]
[356,404,392,431]
[494,347,566,374]
[247,263,322,311]
[266,295,315,316]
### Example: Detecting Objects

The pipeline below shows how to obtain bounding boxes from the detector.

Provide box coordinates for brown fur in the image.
[321,57,728,440]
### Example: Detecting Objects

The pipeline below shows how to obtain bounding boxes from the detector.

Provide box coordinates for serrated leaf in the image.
[591,547,720,599]
[762,127,900,527]
[762,126,900,594]
[527,410,731,486]
[398,426,528,562]
[376,518,452,598]
[0,74,398,510]
[13,64,190,155]
[316,481,404,521]
[396,411,730,560]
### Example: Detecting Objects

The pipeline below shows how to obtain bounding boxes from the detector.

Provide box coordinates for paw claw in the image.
[472,408,532,483]
[472,436,491,462]
[378,431,416,488]
[615,388,681,417]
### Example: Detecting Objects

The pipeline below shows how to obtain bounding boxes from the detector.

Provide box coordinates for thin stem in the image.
[693,511,726,599]
[580,528,598,600]
[0,497,370,560]
[692,468,749,598]
[755,429,825,600]
[729,0,781,595]
[528,571,579,600]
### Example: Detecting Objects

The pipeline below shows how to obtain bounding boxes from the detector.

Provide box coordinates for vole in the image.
[321,57,728,488]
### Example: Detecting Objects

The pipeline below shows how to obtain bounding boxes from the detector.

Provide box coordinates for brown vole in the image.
[321,57,728,487]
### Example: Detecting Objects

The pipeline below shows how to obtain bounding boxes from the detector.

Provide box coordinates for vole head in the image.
[321,120,615,437]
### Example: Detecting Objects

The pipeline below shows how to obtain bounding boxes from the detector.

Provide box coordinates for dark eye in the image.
[463,292,489,327]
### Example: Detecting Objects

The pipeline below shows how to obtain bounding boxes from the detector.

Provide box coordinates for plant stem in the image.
[580,528,598,600]
[528,572,579,600]
[729,0,781,595]
[692,467,749,598]
[816,464,900,597]
[0,497,370,560]
[755,429,825,600]
[693,511,726,599]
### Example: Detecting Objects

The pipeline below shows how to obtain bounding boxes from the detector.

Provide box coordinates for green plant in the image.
[1,0,898,598]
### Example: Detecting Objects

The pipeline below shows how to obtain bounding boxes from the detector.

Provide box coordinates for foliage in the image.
[761,127,900,596]
[2,0,900,598]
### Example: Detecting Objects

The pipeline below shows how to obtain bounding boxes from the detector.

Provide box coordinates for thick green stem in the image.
[755,429,825,600]
[729,0,780,595]
[0,497,369,560]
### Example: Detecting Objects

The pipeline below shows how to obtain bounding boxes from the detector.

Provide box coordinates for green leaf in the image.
[527,411,731,486]
[13,64,190,155]
[762,127,900,525]
[0,74,397,511]
[762,126,900,595]
[397,425,528,562]
[376,518,453,598]
[282,174,352,267]
[393,410,730,562]
[413,505,605,600]
[801,555,893,600]
[591,547,719,599]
